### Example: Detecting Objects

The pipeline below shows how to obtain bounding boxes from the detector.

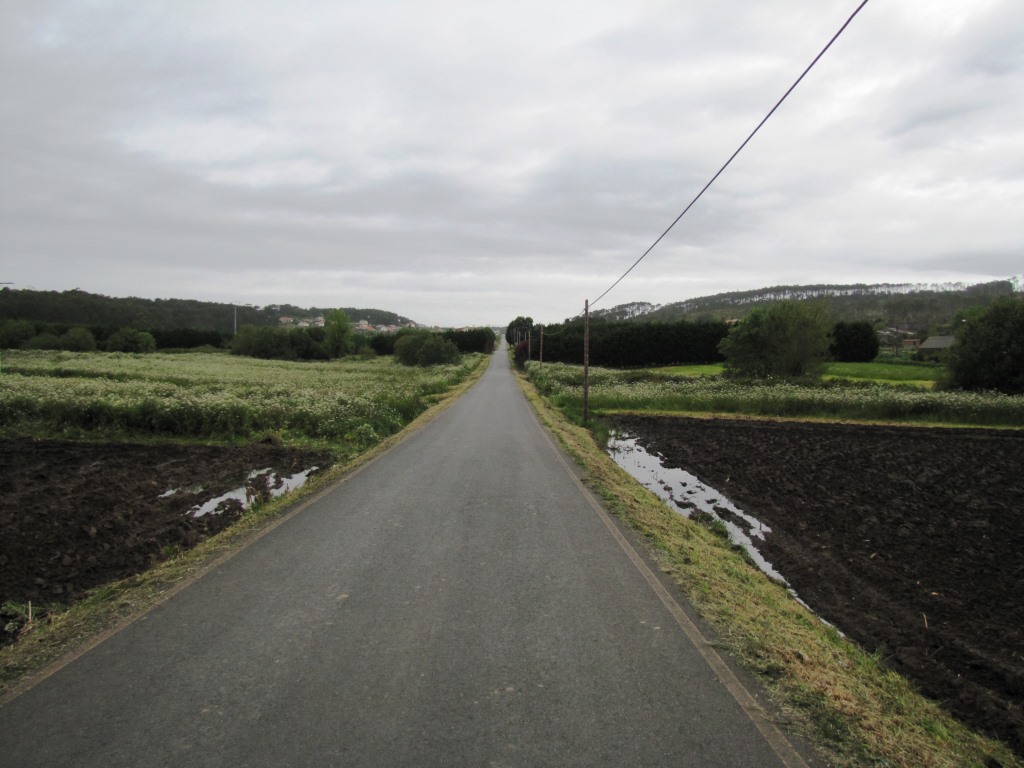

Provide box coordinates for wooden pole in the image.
[539,325,543,367]
[583,299,590,424]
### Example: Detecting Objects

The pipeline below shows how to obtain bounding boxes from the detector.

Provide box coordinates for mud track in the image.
[613,415,1024,757]
[0,439,330,643]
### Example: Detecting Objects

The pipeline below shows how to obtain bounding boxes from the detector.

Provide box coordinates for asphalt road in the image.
[1,346,807,767]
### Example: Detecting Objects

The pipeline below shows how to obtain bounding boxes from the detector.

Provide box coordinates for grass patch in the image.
[0,350,486,452]
[823,361,944,389]
[650,360,945,389]
[649,363,725,377]
[514,367,1021,768]
[526,361,1024,428]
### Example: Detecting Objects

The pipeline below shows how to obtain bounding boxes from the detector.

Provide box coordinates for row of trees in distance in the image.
[506,313,878,370]
[507,295,1024,394]
[2,310,496,367]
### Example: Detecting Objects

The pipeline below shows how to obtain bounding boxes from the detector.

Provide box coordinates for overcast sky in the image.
[2,0,1022,327]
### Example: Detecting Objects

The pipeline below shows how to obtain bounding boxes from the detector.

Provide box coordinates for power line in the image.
[585,0,871,313]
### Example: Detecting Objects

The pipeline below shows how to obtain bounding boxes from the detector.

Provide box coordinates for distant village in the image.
[273,314,468,334]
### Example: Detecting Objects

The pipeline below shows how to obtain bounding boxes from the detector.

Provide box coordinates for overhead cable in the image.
[585,0,871,313]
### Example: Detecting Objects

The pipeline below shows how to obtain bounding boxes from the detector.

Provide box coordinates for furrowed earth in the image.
[0,439,331,645]
[611,414,1024,757]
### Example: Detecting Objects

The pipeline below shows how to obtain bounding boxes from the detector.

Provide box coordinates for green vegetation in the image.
[719,300,831,378]
[829,320,880,362]
[655,360,944,387]
[0,349,484,452]
[595,278,1017,329]
[504,315,534,345]
[394,331,462,367]
[105,327,156,354]
[0,286,413,337]
[514,366,1021,768]
[824,361,943,388]
[949,296,1024,394]
[652,363,724,377]
[324,308,355,357]
[526,361,1024,427]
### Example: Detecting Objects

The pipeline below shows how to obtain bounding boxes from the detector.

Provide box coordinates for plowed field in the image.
[0,439,330,643]
[613,415,1023,757]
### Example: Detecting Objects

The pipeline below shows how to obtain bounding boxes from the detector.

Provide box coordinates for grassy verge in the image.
[527,361,1024,428]
[0,353,490,699]
[651,361,944,388]
[514,366,1020,768]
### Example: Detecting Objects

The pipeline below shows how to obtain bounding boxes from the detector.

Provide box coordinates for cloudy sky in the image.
[2,0,1022,326]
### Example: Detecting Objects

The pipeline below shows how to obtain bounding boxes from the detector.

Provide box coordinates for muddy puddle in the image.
[607,432,786,583]
[161,466,321,517]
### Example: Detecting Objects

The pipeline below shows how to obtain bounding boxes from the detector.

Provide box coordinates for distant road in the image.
[0,344,807,767]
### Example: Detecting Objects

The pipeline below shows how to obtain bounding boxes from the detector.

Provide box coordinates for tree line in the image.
[596,279,1017,333]
[0,287,411,336]
[508,295,1024,394]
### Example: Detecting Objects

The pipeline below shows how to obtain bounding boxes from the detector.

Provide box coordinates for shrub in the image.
[443,327,496,354]
[23,332,63,350]
[948,297,1024,394]
[0,319,36,349]
[719,301,830,379]
[369,332,397,356]
[394,331,461,366]
[416,336,461,366]
[105,327,157,354]
[61,327,97,352]
[514,340,530,368]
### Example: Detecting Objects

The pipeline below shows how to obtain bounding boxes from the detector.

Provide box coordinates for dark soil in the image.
[612,415,1024,757]
[0,439,331,643]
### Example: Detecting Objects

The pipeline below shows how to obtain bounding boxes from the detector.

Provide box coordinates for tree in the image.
[415,335,461,366]
[61,327,97,352]
[948,297,1024,394]
[505,316,534,346]
[230,326,292,359]
[324,309,354,358]
[394,330,461,367]
[105,327,157,353]
[829,321,879,362]
[0,319,35,349]
[718,301,831,378]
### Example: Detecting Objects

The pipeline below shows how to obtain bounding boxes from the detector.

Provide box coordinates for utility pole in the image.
[583,300,590,424]
[538,325,543,367]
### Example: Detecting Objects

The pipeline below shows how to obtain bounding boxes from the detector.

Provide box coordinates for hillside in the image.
[593,279,1019,331]
[0,288,414,336]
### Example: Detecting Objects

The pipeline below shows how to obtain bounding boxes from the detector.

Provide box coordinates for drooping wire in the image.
[579,0,871,316]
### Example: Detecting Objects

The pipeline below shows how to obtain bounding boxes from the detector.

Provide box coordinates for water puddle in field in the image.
[161,466,319,518]
[606,433,787,584]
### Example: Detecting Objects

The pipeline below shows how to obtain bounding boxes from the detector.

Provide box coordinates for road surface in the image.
[0,345,809,767]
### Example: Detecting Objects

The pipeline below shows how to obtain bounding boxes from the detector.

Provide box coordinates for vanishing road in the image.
[1,345,810,767]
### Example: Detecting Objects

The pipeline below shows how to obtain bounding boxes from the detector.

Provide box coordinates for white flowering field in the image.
[526,361,1024,426]
[0,350,483,446]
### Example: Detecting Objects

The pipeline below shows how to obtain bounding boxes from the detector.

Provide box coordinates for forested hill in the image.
[0,288,414,335]
[594,279,1019,331]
